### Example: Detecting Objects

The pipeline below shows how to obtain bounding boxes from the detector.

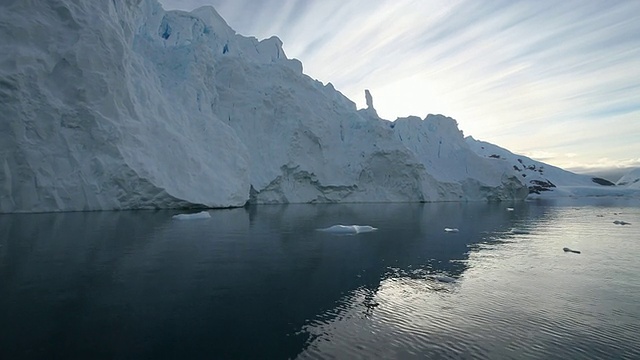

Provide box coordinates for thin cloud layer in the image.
[160,0,640,171]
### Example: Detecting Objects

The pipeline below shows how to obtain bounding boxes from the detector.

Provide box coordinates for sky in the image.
[159,0,640,177]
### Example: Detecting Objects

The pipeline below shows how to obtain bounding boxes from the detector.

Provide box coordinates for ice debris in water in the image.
[427,275,456,283]
[444,228,459,233]
[172,211,212,220]
[506,207,515,211]
[317,225,378,234]
[613,220,631,225]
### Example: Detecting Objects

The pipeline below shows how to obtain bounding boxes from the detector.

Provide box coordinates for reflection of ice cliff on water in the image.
[0,202,552,359]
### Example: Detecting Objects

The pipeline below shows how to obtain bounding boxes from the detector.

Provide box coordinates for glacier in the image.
[9,0,626,214]
[466,137,640,199]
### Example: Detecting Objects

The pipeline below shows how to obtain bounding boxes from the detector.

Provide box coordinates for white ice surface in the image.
[617,168,640,189]
[5,0,602,213]
[427,275,456,283]
[318,225,378,234]
[172,211,212,220]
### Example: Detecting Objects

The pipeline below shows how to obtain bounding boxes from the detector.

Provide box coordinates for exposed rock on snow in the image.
[591,177,615,186]
[0,0,530,213]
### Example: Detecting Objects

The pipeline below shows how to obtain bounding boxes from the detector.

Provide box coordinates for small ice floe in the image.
[444,228,459,233]
[506,207,515,211]
[563,247,581,254]
[434,275,456,283]
[613,220,631,225]
[317,225,378,234]
[510,228,530,235]
[172,211,211,220]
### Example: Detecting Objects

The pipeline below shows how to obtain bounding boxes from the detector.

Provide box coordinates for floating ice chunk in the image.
[510,228,530,234]
[613,220,631,225]
[318,225,378,234]
[506,207,515,211]
[444,228,459,233]
[172,211,212,220]
[428,275,456,283]
[563,247,581,254]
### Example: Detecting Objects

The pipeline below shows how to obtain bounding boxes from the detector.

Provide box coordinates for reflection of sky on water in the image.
[298,202,640,359]
[1,201,638,359]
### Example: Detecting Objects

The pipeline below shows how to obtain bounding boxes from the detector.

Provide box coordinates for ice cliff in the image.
[0,0,529,213]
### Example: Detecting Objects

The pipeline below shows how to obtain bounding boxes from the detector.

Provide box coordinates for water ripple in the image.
[298,205,640,359]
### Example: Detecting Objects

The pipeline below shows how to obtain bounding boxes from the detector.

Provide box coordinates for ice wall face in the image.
[214,57,435,203]
[0,1,249,212]
[392,115,528,201]
[0,0,527,213]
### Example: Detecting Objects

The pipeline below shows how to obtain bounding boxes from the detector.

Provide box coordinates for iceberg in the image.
[444,228,459,233]
[1,0,535,213]
[317,225,378,234]
[172,211,212,220]
[427,275,457,283]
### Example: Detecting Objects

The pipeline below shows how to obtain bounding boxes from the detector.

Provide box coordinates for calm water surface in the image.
[1,199,639,359]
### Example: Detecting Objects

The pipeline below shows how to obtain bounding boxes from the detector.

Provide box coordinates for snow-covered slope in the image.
[466,137,639,198]
[0,0,528,213]
[617,168,640,189]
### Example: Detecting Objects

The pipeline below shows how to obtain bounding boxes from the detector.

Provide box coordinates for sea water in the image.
[0,199,638,359]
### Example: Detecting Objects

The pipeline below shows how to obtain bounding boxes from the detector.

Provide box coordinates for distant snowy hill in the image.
[617,168,640,189]
[3,1,633,213]
[466,137,638,198]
